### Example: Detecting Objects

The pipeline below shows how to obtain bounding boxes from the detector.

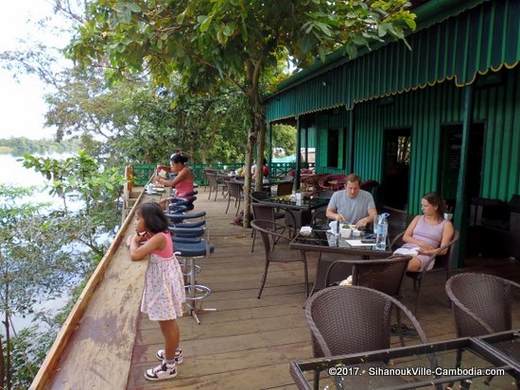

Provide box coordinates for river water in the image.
[0,153,77,332]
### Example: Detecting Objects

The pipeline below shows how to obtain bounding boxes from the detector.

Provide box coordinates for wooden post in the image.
[348,106,355,173]
[453,85,473,268]
[294,116,301,191]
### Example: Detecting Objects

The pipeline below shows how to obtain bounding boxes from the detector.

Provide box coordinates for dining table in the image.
[290,227,393,293]
[291,329,520,389]
[258,196,330,231]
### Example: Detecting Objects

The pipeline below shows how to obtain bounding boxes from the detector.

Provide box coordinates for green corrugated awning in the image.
[266,0,520,122]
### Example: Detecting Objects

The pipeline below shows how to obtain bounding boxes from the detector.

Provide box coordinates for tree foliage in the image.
[44,67,252,165]
[23,151,124,256]
[0,186,79,389]
[70,0,416,226]
[272,125,297,155]
[0,137,80,156]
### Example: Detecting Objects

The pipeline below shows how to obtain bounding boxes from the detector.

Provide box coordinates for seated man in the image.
[325,174,377,229]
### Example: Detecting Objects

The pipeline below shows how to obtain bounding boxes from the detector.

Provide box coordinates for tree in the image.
[44,66,251,165]
[0,186,78,389]
[23,151,124,257]
[272,124,297,156]
[70,0,415,227]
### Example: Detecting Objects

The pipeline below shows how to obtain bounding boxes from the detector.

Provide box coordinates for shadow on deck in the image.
[126,192,520,390]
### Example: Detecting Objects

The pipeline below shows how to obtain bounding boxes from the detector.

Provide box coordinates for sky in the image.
[0,1,70,140]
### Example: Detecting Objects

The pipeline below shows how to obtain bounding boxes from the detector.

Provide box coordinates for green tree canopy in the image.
[70,0,416,226]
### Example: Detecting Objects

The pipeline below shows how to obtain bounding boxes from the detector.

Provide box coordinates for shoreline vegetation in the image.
[0,137,81,156]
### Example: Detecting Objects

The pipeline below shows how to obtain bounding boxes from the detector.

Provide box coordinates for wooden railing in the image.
[132,162,303,186]
[29,185,147,389]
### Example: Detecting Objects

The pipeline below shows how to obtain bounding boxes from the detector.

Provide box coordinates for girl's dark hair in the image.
[138,202,169,233]
[422,192,445,219]
[170,153,188,164]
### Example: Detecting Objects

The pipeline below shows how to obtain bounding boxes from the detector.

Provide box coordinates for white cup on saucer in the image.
[352,229,361,237]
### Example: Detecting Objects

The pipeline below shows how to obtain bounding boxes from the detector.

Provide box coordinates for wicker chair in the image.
[318,174,348,191]
[276,181,293,196]
[391,230,459,315]
[251,219,310,298]
[446,273,520,337]
[205,172,225,201]
[305,285,428,389]
[324,255,411,298]
[202,168,217,192]
[225,180,243,215]
[250,193,286,252]
[446,273,520,388]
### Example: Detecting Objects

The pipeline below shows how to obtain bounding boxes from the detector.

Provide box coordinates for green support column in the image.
[348,106,355,173]
[304,126,309,166]
[268,122,273,178]
[453,85,473,268]
[295,116,301,191]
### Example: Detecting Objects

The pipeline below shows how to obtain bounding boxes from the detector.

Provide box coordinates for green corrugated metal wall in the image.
[475,69,520,200]
[299,126,317,148]
[349,67,520,214]
[266,0,520,122]
[354,81,464,213]
[314,110,349,172]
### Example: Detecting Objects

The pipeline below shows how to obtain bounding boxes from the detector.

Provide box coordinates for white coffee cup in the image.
[340,227,352,238]
[300,226,312,236]
[352,229,361,237]
[444,213,453,221]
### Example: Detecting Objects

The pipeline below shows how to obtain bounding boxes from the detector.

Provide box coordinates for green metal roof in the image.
[266,0,520,122]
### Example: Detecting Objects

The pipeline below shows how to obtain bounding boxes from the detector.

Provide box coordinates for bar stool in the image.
[175,239,215,324]
[166,210,206,224]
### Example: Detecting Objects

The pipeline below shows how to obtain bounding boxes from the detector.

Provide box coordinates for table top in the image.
[290,228,393,257]
[291,331,520,389]
[260,196,329,211]
[477,330,520,371]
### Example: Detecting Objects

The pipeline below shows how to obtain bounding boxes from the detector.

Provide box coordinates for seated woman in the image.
[155,153,194,199]
[394,192,454,272]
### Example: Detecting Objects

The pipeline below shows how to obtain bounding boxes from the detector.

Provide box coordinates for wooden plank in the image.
[29,187,148,390]
[128,343,310,389]
[133,326,310,362]
[35,189,520,390]
[127,361,298,390]
[137,312,307,345]
[138,303,306,330]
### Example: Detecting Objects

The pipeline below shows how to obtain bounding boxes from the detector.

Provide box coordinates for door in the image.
[382,129,411,210]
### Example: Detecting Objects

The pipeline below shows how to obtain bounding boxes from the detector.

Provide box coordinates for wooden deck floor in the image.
[126,193,520,390]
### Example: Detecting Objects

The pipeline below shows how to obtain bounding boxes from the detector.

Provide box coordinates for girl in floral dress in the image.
[129,202,186,381]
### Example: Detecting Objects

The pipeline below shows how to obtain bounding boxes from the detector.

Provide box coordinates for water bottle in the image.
[375,213,390,250]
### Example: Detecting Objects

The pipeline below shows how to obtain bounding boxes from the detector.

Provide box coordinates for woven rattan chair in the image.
[251,219,310,298]
[446,273,520,387]
[324,255,411,298]
[391,230,459,315]
[305,285,428,389]
[205,172,224,201]
[250,194,286,253]
[446,273,520,337]
[276,181,293,196]
[202,168,217,192]
[225,180,243,215]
